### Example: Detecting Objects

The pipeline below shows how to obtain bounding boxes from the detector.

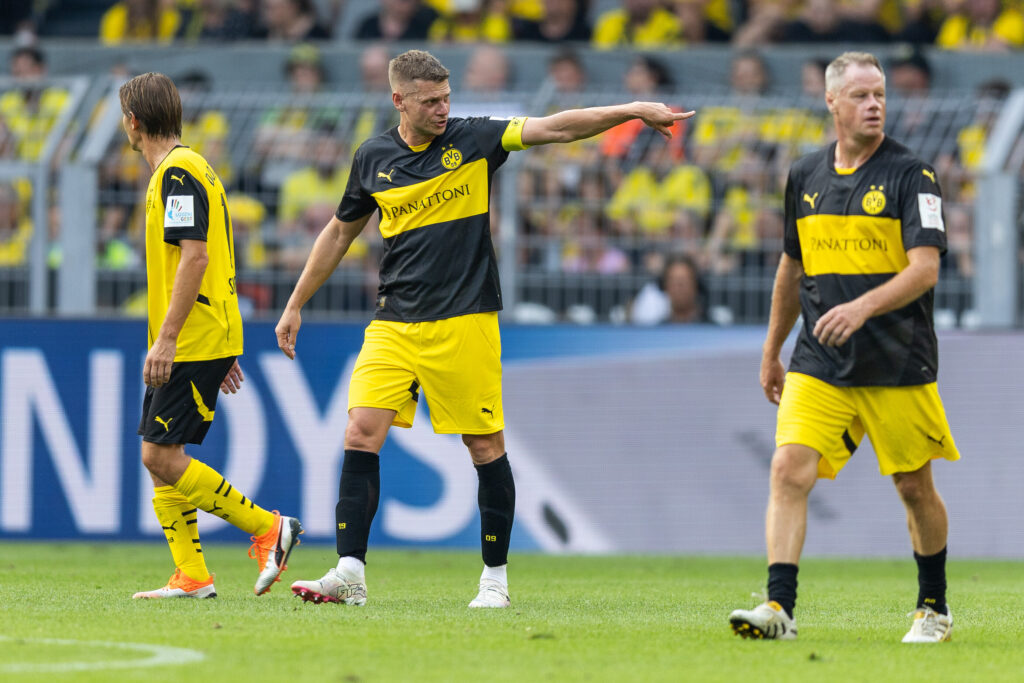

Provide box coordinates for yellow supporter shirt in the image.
[936,8,1024,48]
[100,2,181,44]
[593,7,682,48]
[0,88,70,161]
[278,166,351,224]
[0,218,32,266]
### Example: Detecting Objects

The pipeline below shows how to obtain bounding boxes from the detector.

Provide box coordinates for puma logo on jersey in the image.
[377,168,395,183]
[803,192,819,209]
[155,416,173,432]
[170,173,186,186]
[922,169,936,184]
[481,407,494,416]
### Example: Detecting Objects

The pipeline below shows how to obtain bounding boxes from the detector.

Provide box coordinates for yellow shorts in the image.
[348,312,503,435]
[776,372,960,479]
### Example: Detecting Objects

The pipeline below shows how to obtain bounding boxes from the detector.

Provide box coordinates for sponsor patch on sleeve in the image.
[917,193,944,231]
[164,195,195,228]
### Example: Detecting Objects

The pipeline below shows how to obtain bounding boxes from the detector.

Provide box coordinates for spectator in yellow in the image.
[674,0,734,42]
[936,0,1024,50]
[0,46,69,161]
[428,0,512,42]
[176,70,233,185]
[0,182,31,267]
[348,44,400,152]
[100,0,181,44]
[275,126,367,270]
[593,0,683,48]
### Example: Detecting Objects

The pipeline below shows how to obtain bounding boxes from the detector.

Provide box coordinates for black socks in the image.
[767,563,799,618]
[335,449,380,563]
[475,453,516,567]
[915,546,948,615]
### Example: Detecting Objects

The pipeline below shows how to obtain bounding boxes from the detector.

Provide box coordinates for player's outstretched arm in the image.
[761,253,804,405]
[520,102,695,146]
[275,214,371,359]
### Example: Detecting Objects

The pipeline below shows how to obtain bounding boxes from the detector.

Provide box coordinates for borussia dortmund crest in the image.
[441,147,462,170]
[862,185,886,215]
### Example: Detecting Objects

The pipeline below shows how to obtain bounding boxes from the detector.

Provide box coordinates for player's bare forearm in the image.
[853,246,940,318]
[158,239,209,342]
[813,246,939,346]
[521,102,694,145]
[763,253,803,360]
[284,215,369,312]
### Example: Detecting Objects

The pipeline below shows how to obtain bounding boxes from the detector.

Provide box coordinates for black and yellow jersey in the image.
[145,145,243,361]
[336,116,529,322]
[784,137,947,386]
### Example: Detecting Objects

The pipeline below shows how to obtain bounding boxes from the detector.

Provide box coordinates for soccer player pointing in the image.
[122,73,302,600]
[729,52,959,642]
[277,49,692,608]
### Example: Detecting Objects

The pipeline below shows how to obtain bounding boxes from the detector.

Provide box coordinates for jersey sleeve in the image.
[335,151,377,222]
[783,167,802,260]
[465,116,529,169]
[900,161,947,255]
[160,166,209,244]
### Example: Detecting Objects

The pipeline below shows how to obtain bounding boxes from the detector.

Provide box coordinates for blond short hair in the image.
[388,50,450,92]
[825,52,884,95]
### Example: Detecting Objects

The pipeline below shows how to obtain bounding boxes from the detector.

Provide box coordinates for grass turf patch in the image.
[1,542,1022,682]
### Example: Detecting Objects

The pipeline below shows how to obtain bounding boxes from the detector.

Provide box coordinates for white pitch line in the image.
[0,635,205,673]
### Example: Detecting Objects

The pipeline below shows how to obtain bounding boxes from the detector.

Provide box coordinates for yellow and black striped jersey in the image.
[337,116,529,322]
[144,145,243,361]
[784,137,946,386]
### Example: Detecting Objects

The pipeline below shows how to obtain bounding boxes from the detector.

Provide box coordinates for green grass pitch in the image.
[2,542,1023,682]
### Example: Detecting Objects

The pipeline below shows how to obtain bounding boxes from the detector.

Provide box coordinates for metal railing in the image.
[0,80,1003,327]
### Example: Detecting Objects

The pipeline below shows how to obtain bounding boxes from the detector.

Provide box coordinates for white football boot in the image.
[729,600,797,640]
[902,605,953,643]
[468,578,511,608]
[133,569,217,599]
[291,567,367,606]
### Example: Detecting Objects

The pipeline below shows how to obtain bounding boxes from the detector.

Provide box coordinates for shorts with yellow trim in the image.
[348,312,503,435]
[776,372,960,479]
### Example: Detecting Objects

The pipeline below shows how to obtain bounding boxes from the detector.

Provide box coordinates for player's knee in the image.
[893,473,933,507]
[770,448,817,494]
[344,419,383,452]
[141,444,172,479]
[462,432,504,465]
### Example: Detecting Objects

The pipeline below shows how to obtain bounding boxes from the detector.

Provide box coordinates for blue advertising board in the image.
[0,318,752,550]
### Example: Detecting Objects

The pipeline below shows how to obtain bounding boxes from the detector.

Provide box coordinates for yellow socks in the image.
[173,458,275,537]
[152,485,210,582]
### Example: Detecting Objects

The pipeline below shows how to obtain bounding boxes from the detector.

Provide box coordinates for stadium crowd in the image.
[0,0,1012,322]
[6,0,1024,50]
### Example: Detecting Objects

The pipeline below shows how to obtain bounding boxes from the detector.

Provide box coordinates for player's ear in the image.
[392,92,404,112]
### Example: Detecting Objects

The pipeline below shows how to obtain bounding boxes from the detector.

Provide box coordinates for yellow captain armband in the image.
[500,116,531,151]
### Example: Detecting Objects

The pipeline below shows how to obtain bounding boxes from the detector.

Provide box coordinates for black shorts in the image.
[138,356,236,445]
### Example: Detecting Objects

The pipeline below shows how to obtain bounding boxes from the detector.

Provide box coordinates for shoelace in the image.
[907,609,939,637]
[248,538,267,565]
[164,568,185,589]
[478,581,508,599]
